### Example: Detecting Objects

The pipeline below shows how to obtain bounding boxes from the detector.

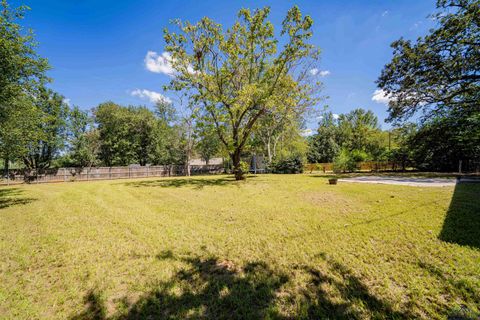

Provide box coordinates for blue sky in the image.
[21,0,437,131]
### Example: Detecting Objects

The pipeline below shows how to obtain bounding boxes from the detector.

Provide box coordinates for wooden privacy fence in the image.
[0,165,224,185]
[305,161,403,173]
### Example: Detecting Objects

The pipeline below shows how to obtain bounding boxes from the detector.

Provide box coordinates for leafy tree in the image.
[65,107,99,168]
[307,111,339,163]
[337,108,381,155]
[332,148,357,173]
[23,88,69,172]
[377,0,479,171]
[95,103,162,166]
[0,94,38,174]
[0,0,49,172]
[163,6,320,179]
[196,124,221,165]
[377,0,479,122]
[0,0,49,119]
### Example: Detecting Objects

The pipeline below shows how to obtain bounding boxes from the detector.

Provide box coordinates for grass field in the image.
[0,174,479,319]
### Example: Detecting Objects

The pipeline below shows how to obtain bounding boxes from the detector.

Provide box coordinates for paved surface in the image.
[339,176,457,187]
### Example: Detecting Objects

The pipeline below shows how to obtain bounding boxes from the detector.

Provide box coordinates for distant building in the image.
[189,157,224,166]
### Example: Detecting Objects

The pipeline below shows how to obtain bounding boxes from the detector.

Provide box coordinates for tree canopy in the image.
[377,0,479,123]
[163,6,321,179]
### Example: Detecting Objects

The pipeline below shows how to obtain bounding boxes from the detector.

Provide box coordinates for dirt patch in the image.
[303,191,365,214]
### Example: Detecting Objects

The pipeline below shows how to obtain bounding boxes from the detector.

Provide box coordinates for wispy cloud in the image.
[63,98,71,106]
[301,128,314,137]
[309,68,330,77]
[381,10,389,17]
[371,89,392,105]
[144,51,175,76]
[410,20,423,30]
[130,89,172,104]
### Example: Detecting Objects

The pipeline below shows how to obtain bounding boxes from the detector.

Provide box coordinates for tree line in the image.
[1,0,478,179]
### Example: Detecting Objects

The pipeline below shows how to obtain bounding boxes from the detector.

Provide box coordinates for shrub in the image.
[270,156,304,174]
[333,149,357,173]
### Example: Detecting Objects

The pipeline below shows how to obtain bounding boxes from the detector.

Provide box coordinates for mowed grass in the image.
[0,174,479,319]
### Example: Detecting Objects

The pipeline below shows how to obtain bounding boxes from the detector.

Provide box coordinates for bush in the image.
[270,156,304,174]
[333,149,357,173]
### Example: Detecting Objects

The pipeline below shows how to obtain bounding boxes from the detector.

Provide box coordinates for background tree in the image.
[307,111,339,163]
[377,0,479,122]
[196,124,221,165]
[63,106,99,168]
[23,88,68,172]
[0,0,49,173]
[377,0,479,171]
[164,6,321,179]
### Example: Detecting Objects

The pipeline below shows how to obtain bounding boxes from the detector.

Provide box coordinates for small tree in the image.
[163,6,320,179]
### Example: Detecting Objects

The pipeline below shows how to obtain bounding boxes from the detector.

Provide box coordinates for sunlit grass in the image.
[0,174,478,319]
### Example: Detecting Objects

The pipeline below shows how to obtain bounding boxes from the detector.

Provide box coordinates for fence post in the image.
[109,167,112,179]
[128,166,131,179]
[146,166,149,177]
[87,168,89,181]
[64,168,67,182]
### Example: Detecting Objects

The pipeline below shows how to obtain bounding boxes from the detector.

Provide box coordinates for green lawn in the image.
[0,174,479,319]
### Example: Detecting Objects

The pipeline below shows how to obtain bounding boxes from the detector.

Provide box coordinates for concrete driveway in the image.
[338,176,457,187]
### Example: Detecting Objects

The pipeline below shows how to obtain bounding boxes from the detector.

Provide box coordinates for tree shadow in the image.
[71,252,288,319]
[297,254,413,319]
[417,260,479,318]
[70,289,106,320]
[0,188,36,210]
[439,182,480,249]
[70,251,422,319]
[122,176,253,189]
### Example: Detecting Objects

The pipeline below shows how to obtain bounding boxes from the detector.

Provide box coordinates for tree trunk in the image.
[267,136,272,163]
[231,149,245,180]
[3,157,9,178]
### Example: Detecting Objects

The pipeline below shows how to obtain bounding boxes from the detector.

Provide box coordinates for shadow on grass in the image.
[297,253,413,319]
[71,252,417,319]
[123,176,254,189]
[439,183,480,249]
[0,188,36,210]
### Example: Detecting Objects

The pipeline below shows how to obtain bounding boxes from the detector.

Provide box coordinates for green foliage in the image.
[377,0,479,122]
[308,108,388,166]
[22,88,69,172]
[0,0,49,122]
[163,6,321,179]
[196,124,221,165]
[377,0,479,171]
[270,155,304,174]
[333,149,358,173]
[307,111,340,163]
[63,107,99,168]
[0,0,49,171]
[239,160,250,175]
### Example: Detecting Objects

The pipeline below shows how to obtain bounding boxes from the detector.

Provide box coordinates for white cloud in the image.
[382,10,389,17]
[144,51,175,76]
[371,89,392,105]
[309,68,330,77]
[301,128,314,137]
[144,50,198,77]
[63,98,71,106]
[131,89,172,104]
[332,113,340,120]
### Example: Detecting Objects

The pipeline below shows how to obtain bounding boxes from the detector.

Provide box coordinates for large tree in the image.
[23,88,69,172]
[163,6,320,179]
[377,0,479,122]
[0,0,49,172]
[378,0,479,171]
